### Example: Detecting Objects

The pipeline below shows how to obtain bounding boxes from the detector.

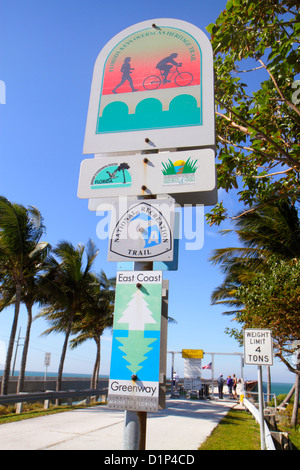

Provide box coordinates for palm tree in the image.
[211,198,300,269]
[0,197,46,395]
[17,248,50,394]
[209,198,300,313]
[117,163,130,183]
[37,239,99,393]
[70,271,115,389]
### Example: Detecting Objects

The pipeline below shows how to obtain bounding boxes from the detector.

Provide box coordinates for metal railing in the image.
[0,388,107,410]
[243,397,276,450]
[245,390,278,410]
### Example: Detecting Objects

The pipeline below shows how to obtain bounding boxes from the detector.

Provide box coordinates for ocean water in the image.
[265,382,294,396]
[0,370,108,379]
[0,371,294,397]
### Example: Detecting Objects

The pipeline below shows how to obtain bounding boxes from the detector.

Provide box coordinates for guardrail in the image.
[242,397,276,450]
[244,390,278,409]
[0,389,107,413]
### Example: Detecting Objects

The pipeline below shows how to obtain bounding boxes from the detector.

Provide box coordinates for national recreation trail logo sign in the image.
[108,200,174,262]
[91,162,132,189]
[107,271,163,412]
[162,156,198,186]
[83,18,215,154]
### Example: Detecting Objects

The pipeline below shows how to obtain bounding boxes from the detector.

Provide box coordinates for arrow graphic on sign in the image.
[116,332,157,374]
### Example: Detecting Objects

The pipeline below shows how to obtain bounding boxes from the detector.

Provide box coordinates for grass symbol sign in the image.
[107,271,163,412]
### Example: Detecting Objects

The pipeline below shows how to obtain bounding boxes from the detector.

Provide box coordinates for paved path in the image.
[0,398,239,450]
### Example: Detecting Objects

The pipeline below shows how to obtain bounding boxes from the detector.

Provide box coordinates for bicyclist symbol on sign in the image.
[143,53,193,91]
[156,53,182,83]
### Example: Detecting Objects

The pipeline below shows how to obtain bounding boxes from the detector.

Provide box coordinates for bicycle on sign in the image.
[143,67,193,91]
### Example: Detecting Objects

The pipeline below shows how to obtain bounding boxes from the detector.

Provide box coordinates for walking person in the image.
[227,375,233,399]
[217,374,225,399]
[173,371,179,390]
[112,57,138,94]
[232,374,238,399]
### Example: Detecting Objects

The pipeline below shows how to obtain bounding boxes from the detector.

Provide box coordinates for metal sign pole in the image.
[170,352,175,397]
[78,16,216,454]
[257,365,266,450]
[211,353,214,400]
[123,260,152,451]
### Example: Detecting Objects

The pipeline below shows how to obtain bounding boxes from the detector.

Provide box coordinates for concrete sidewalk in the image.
[0,397,239,450]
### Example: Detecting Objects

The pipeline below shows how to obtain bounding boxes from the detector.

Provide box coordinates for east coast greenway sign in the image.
[107,271,163,412]
[83,18,215,154]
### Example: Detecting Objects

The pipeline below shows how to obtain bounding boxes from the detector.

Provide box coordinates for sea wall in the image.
[0,377,109,394]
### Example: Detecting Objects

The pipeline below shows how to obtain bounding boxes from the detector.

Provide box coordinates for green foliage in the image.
[210,198,300,374]
[0,195,114,392]
[206,0,300,225]
[236,257,300,343]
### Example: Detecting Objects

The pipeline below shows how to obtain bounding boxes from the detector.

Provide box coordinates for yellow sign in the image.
[182,349,203,359]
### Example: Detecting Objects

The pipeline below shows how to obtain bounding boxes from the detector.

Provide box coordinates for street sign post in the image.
[182,349,203,391]
[243,329,273,366]
[243,328,273,450]
[78,17,216,450]
[44,352,51,382]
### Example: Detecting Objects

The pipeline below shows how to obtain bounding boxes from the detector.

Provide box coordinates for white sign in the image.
[244,329,273,366]
[83,18,215,154]
[77,149,216,202]
[108,199,174,262]
[184,378,202,390]
[44,352,51,367]
[184,358,202,378]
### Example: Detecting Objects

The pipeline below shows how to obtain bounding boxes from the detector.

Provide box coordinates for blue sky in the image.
[0,0,294,384]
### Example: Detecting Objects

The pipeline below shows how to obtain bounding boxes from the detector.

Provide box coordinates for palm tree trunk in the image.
[56,314,74,396]
[267,366,271,402]
[281,384,295,406]
[291,363,300,428]
[1,282,22,395]
[17,302,32,393]
[91,336,101,389]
